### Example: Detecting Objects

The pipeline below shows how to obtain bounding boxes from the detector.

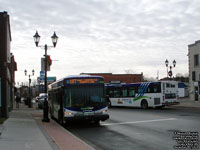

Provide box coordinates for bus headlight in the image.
[102,110,108,114]
[66,112,73,116]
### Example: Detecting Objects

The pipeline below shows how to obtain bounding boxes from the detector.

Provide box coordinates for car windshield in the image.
[39,94,48,99]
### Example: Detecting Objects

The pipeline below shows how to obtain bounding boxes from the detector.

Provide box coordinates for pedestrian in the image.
[16,95,20,108]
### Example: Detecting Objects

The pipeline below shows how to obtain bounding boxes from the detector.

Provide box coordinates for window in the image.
[171,84,175,88]
[122,88,128,97]
[64,85,105,107]
[108,89,114,97]
[113,88,121,97]
[194,54,199,66]
[165,93,176,99]
[108,88,121,98]
[128,87,136,97]
[147,83,161,93]
[166,83,175,88]
[166,83,170,88]
[192,71,196,81]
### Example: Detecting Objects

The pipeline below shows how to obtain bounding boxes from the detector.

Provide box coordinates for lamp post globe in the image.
[165,59,169,67]
[24,69,34,108]
[24,69,27,76]
[173,59,176,67]
[165,59,176,79]
[33,31,40,47]
[51,32,58,47]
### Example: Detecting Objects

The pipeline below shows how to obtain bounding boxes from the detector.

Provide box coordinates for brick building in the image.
[81,73,143,84]
[0,11,17,118]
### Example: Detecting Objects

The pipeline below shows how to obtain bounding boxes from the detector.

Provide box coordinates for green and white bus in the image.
[106,81,180,109]
[48,75,109,124]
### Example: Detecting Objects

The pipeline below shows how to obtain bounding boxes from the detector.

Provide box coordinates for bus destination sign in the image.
[66,78,104,84]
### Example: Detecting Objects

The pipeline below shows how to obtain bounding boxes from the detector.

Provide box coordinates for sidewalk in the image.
[174,98,200,108]
[0,103,94,150]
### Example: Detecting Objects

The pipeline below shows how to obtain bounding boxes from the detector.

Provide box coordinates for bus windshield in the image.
[64,85,106,107]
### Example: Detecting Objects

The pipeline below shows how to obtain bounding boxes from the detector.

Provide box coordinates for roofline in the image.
[0,11,12,41]
[188,40,200,47]
[49,74,104,86]
[81,73,143,75]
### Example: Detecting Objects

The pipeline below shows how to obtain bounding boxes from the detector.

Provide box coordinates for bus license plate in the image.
[84,112,94,116]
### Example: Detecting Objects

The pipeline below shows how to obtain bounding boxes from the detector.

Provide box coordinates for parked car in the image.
[38,93,48,109]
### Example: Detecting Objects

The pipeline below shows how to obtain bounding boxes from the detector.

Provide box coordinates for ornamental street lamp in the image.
[33,30,58,122]
[165,59,176,79]
[24,69,34,108]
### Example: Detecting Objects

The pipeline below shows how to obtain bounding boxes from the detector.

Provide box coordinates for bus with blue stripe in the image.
[105,81,179,109]
[48,75,109,124]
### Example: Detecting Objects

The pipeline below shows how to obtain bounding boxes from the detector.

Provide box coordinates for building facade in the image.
[81,73,143,84]
[188,40,200,101]
[0,11,17,118]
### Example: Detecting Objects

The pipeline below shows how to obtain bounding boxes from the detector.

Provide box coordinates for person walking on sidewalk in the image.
[15,95,21,109]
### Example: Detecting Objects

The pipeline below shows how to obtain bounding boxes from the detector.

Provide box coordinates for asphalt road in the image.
[65,106,200,150]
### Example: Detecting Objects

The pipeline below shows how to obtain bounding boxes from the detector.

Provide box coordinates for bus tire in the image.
[94,120,100,125]
[58,109,64,125]
[49,107,54,119]
[141,100,148,109]
[156,106,164,109]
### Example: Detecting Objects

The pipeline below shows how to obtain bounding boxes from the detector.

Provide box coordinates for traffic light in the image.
[47,55,52,65]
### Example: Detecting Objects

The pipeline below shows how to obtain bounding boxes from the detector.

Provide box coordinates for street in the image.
[65,106,200,150]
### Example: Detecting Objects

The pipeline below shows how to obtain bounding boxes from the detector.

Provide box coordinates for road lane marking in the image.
[101,118,177,126]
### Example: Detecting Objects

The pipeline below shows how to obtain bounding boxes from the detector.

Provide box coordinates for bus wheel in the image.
[94,120,100,126]
[49,107,54,119]
[58,109,64,125]
[141,100,148,109]
[156,106,164,109]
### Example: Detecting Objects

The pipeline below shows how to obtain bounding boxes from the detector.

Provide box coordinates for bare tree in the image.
[124,69,135,74]
[143,76,157,82]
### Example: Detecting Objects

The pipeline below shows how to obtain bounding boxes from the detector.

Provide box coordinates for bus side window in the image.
[163,83,165,92]
[108,89,114,97]
[171,84,175,88]
[122,88,128,97]
[166,83,170,88]
[113,88,121,98]
[128,88,135,97]
[153,87,157,93]
[147,87,151,93]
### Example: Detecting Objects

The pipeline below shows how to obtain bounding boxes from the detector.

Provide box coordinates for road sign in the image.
[47,77,56,82]
[41,57,51,71]
[40,71,45,81]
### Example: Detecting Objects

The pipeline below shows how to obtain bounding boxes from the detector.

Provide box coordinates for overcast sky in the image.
[1,0,200,84]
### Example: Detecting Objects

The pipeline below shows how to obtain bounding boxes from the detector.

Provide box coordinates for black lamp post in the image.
[33,31,58,122]
[165,59,176,79]
[24,69,34,108]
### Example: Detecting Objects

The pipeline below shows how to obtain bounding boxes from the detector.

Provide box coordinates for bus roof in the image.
[105,81,177,88]
[48,75,104,89]
[62,74,104,80]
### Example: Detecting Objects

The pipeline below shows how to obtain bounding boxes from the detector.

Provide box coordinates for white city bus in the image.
[105,81,180,109]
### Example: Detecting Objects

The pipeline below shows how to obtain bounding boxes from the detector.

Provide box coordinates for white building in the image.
[188,40,200,101]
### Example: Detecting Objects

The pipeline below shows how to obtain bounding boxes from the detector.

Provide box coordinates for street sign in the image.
[47,77,56,82]
[41,57,51,71]
[40,71,45,81]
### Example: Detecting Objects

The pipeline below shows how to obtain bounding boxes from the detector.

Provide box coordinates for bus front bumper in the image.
[162,101,180,106]
[64,114,109,122]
